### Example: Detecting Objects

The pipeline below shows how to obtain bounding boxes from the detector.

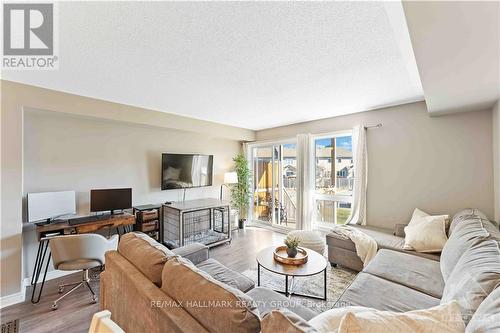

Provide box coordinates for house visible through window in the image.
[314,133,353,225]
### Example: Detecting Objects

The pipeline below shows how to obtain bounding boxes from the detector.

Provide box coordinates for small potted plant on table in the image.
[284,235,301,258]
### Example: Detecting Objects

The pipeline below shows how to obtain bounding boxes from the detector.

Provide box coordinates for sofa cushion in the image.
[261,309,318,333]
[161,256,261,333]
[364,249,445,298]
[356,225,404,251]
[448,209,493,236]
[441,214,499,281]
[197,258,255,292]
[118,232,175,286]
[441,237,500,324]
[336,272,440,312]
[337,301,464,333]
[172,243,209,265]
[246,287,317,321]
[466,286,500,333]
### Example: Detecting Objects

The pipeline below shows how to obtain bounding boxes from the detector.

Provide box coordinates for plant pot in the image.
[286,247,298,258]
[238,218,245,229]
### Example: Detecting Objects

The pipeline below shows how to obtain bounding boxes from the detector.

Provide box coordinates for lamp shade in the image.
[224,172,238,184]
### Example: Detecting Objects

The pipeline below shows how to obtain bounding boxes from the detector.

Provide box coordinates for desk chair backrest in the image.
[49,234,119,270]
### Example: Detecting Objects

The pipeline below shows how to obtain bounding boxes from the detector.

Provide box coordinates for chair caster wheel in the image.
[58,287,64,293]
[51,302,58,310]
[91,296,97,304]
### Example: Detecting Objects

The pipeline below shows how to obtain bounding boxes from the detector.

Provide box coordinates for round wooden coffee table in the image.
[256,246,328,300]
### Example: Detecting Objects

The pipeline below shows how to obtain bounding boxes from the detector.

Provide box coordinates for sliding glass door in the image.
[250,142,297,229]
[253,146,273,223]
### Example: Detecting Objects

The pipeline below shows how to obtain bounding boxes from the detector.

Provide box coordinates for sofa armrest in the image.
[393,224,407,237]
[171,243,209,265]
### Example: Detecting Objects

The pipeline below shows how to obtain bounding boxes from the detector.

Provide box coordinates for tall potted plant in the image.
[230,154,252,229]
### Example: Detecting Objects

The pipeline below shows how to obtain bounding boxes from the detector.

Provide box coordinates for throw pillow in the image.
[403,208,449,252]
[337,301,464,333]
[309,306,374,333]
[262,309,318,333]
[407,208,450,233]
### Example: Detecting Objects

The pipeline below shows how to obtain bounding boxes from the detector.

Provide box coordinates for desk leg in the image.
[30,241,44,285]
[31,240,51,304]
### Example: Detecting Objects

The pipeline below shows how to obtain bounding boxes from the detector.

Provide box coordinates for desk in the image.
[31,213,135,304]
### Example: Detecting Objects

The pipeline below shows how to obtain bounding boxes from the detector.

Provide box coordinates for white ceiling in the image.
[403,1,499,114]
[3,1,424,130]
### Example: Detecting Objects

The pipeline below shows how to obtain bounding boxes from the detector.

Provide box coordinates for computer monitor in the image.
[90,188,132,214]
[27,190,76,223]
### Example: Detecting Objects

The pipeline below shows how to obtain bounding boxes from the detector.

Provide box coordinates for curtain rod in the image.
[365,123,382,129]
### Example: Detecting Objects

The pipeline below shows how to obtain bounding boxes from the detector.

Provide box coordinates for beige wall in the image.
[257,101,495,228]
[1,80,254,300]
[493,100,500,222]
[22,109,243,278]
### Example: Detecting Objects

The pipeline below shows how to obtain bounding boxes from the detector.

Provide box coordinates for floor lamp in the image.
[220,171,238,200]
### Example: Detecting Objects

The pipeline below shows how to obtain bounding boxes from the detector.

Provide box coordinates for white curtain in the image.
[296,134,314,230]
[346,125,368,225]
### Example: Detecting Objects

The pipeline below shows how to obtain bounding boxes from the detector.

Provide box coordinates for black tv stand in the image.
[110,210,124,215]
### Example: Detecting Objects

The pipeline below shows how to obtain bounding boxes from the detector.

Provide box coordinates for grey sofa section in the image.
[172,242,210,265]
[466,286,500,333]
[336,272,440,312]
[326,224,440,272]
[441,237,500,324]
[441,211,500,281]
[363,249,445,298]
[197,258,255,293]
[448,208,495,235]
[246,287,317,321]
[329,208,499,332]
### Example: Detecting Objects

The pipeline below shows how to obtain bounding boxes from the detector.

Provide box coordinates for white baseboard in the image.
[0,290,25,309]
[1,270,78,309]
[22,269,78,288]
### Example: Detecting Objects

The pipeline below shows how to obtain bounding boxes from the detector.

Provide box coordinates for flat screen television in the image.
[90,188,132,214]
[162,153,213,190]
[27,190,76,223]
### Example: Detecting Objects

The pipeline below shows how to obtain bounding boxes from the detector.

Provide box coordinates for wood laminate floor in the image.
[1,227,285,333]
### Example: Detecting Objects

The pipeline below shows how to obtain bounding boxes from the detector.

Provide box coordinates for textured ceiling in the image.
[3,1,424,130]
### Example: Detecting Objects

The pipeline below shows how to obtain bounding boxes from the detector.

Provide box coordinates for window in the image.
[314,133,353,225]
